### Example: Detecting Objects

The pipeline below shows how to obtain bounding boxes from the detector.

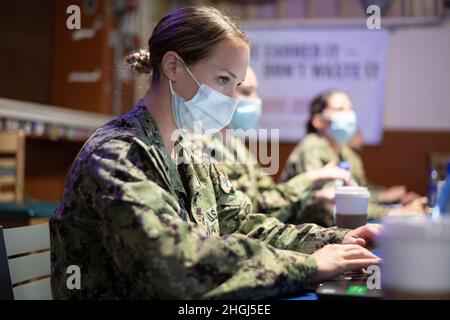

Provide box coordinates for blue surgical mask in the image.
[327,111,357,144]
[228,97,262,131]
[169,61,239,135]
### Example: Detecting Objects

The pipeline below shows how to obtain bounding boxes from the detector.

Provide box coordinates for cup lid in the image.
[379,216,450,240]
[335,186,370,197]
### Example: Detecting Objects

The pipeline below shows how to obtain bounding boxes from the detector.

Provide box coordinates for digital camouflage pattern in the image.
[50,102,350,300]
[280,133,387,226]
[190,134,324,224]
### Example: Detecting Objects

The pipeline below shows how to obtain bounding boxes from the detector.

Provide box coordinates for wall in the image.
[384,20,450,131]
[362,20,450,194]
[51,0,114,114]
[0,0,54,103]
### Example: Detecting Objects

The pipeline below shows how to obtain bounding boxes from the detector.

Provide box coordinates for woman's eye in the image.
[218,76,230,85]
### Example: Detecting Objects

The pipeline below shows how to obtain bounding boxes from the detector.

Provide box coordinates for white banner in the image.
[246,28,389,145]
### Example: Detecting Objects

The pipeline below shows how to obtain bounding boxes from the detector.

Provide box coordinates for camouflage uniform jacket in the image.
[50,102,349,299]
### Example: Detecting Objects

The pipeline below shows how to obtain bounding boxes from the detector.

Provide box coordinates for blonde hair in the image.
[126,6,248,82]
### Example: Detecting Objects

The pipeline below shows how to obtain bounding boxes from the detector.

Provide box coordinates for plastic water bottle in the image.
[427,168,439,207]
[339,161,351,172]
[432,161,450,219]
[335,161,351,188]
[437,180,445,199]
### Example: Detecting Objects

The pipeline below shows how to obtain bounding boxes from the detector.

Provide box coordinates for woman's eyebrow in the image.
[221,69,237,79]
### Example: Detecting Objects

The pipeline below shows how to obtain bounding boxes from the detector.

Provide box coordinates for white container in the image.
[378,216,450,299]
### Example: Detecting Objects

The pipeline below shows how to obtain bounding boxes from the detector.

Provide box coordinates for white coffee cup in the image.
[378,216,450,300]
[334,186,370,229]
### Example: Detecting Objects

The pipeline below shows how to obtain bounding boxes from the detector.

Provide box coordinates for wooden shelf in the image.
[0,98,114,132]
[0,175,15,185]
[0,159,16,168]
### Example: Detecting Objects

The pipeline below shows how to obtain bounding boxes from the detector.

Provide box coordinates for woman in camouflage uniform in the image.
[280,90,428,226]
[50,7,380,300]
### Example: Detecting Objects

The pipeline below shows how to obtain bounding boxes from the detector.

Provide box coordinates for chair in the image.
[0,223,52,300]
[0,130,25,203]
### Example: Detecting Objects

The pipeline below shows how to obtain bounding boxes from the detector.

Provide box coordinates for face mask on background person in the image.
[228,97,262,131]
[169,60,239,135]
[327,111,358,144]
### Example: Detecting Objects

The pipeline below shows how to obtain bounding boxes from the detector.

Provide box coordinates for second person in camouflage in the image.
[280,90,428,226]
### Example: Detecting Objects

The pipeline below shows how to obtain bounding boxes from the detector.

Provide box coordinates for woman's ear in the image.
[161,51,181,82]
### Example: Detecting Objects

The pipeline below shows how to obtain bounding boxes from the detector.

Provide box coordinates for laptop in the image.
[316,270,382,300]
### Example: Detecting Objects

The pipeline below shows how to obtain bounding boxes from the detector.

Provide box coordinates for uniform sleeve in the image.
[280,139,326,182]
[367,200,388,221]
[290,191,337,227]
[343,146,368,187]
[298,140,330,173]
[255,165,317,223]
[86,139,320,299]
[280,149,304,182]
[211,164,350,255]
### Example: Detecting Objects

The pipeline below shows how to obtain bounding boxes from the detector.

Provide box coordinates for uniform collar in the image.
[131,99,189,201]
[131,100,166,148]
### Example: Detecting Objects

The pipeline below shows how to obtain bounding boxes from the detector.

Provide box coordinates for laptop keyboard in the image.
[316,271,382,299]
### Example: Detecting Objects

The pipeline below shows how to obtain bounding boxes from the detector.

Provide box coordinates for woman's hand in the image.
[387,197,429,217]
[315,187,336,202]
[401,192,422,206]
[307,161,352,186]
[342,224,382,249]
[312,244,381,283]
[377,185,407,203]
